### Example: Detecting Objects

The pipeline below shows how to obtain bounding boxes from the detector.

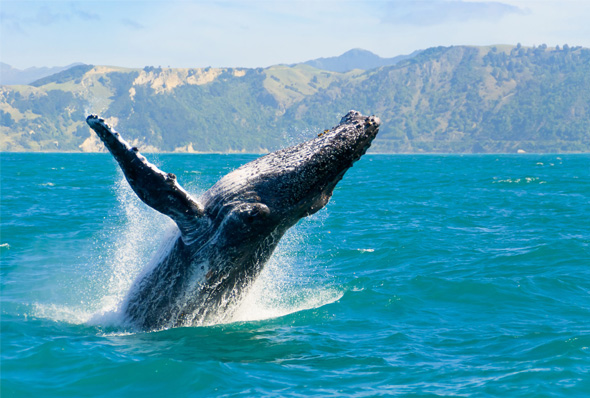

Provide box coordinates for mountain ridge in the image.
[1,48,414,85]
[0,62,85,85]
[1,44,588,153]
[299,48,422,72]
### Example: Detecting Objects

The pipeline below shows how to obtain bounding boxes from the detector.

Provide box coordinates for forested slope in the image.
[1,45,588,153]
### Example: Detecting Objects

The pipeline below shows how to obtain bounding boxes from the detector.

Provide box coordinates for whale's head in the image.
[201,111,380,244]
[262,110,381,223]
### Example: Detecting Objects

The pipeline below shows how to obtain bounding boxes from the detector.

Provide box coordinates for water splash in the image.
[31,173,175,326]
[209,215,341,325]
[34,170,338,331]
[86,174,177,325]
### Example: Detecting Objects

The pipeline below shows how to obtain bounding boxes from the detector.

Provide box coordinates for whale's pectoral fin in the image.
[86,115,204,236]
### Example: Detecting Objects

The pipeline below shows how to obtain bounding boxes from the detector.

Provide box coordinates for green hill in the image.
[1,45,589,153]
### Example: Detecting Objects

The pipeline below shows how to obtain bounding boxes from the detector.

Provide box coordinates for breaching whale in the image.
[86,111,380,330]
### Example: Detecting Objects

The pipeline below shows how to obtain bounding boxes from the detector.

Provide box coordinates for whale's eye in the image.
[247,203,270,222]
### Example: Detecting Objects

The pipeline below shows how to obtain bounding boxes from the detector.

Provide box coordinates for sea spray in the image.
[86,173,176,325]
[218,207,338,325]
[31,160,340,330]
[87,170,337,329]
[32,172,174,326]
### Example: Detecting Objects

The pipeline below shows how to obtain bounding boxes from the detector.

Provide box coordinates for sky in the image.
[1,0,589,70]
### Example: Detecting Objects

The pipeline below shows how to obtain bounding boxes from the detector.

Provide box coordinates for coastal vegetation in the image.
[1,45,589,153]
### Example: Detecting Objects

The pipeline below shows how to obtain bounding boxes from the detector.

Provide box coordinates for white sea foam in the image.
[213,225,340,325]
[227,285,342,324]
[32,303,94,325]
[492,176,544,184]
[30,171,173,327]
[87,174,177,322]
[36,169,336,330]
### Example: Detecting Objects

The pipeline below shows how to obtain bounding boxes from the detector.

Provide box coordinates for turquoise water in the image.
[1,153,589,397]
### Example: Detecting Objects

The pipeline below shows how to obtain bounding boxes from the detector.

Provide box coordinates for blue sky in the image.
[2,0,589,69]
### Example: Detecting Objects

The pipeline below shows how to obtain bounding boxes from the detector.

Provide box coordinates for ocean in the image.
[1,153,589,397]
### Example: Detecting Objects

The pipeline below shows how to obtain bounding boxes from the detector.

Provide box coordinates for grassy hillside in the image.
[1,45,589,153]
[284,45,590,153]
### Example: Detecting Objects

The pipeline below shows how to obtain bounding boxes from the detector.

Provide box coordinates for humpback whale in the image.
[87,111,380,330]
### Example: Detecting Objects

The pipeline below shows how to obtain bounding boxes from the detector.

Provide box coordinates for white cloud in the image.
[120,18,145,30]
[378,1,526,26]
[1,0,589,69]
